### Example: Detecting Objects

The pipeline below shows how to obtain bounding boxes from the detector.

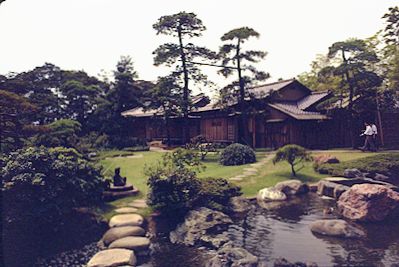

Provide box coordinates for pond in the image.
[36,194,399,267]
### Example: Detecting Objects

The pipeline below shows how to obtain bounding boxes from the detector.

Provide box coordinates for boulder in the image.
[109,236,151,251]
[337,184,399,222]
[317,179,350,200]
[273,258,318,267]
[109,214,144,228]
[228,197,252,213]
[257,188,287,204]
[170,207,233,249]
[314,154,340,165]
[87,248,136,267]
[343,169,363,178]
[205,243,258,267]
[274,180,309,196]
[102,226,146,246]
[309,219,365,238]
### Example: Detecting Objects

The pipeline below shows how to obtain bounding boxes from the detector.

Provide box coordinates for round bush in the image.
[219,143,256,166]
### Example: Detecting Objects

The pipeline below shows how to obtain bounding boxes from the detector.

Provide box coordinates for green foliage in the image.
[273,144,312,177]
[315,153,399,181]
[33,119,82,148]
[382,6,399,45]
[219,143,256,166]
[0,146,105,226]
[186,135,218,160]
[198,177,242,212]
[0,90,38,152]
[146,148,241,219]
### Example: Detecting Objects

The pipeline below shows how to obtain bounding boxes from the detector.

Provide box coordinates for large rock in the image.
[228,196,252,213]
[317,179,350,200]
[257,188,287,203]
[109,214,144,228]
[170,207,233,249]
[274,180,309,196]
[87,248,136,267]
[314,154,340,165]
[205,243,258,267]
[109,236,151,251]
[337,184,399,222]
[309,219,365,238]
[343,169,363,178]
[102,226,146,246]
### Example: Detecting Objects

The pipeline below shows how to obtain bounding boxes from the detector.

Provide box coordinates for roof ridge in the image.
[249,78,296,89]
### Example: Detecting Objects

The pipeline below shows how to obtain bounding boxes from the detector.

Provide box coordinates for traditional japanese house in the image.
[122,78,333,149]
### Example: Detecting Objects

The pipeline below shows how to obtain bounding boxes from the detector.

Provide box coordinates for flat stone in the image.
[127,200,148,209]
[115,207,139,214]
[243,168,258,172]
[109,214,144,228]
[87,248,136,267]
[103,226,146,246]
[109,236,151,251]
[108,183,134,192]
[229,177,243,181]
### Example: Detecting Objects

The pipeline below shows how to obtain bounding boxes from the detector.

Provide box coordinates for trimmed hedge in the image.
[219,143,256,166]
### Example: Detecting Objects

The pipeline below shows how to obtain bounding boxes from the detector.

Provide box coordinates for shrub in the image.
[198,178,242,212]
[1,146,105,225]
[186,135,218,160]
[219,143,256,166]
[33,119,81,148]
[273,144,312,177]
[146,149,241,219]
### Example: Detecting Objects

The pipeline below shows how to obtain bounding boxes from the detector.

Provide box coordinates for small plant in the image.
[186,135,218,160]
[273,144,312,177]
[219,143,256,166]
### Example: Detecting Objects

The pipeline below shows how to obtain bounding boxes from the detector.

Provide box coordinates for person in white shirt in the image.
[371,122,378,150]
[360,122,375,151]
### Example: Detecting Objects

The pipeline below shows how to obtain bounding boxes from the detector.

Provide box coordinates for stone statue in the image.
[113,167,126,186]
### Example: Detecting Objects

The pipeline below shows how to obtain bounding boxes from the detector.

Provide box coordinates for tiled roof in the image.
[249,78,297,98]
[268,102,329,120]
[297,91,330,110]
[121,107,163,117]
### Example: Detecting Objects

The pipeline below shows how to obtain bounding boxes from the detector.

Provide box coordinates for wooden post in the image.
[376,91,384,147]
[252,116,256,148]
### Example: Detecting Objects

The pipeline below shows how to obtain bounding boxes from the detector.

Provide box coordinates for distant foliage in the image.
[219,143,256,166]
[273,144,312,177]
[1,146,105,226]
[33,119,81,148]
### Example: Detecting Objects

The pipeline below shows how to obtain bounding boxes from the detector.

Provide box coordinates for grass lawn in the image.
[98,149,381,199]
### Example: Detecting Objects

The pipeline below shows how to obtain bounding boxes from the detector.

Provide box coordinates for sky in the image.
[0,0,397,91]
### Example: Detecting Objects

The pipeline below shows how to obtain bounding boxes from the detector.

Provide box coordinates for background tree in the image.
[218,27,269,145]
[146,75,182,146]
[273,144,312,177]
[153,12,216,143]
[0,90,38,152]
[33,119,82,148]
[60,80,101,127]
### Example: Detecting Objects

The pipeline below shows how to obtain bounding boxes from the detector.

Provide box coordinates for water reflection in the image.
[227,194,399,266]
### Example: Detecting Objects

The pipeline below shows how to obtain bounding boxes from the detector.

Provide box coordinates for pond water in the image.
[36,194,399,267]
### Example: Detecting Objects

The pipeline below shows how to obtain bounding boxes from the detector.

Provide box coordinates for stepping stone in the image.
[102,226,146,246]
[115,207,139,214]
[127,200,148,209]
[109,214,144,228]
[230,177,243,181]
[243,168,258,172]
[87,248,136,267]
[109,236,151,251]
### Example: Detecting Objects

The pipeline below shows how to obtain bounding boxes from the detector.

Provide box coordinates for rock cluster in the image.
[87,199,151,267]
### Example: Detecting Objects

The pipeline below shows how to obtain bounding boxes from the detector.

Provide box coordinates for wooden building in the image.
[122,79,333,149]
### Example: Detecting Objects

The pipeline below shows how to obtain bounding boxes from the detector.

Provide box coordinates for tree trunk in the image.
[236,39,250,146]
[178,25,190,145]
[291,163,296,177]
[342,49,355,148]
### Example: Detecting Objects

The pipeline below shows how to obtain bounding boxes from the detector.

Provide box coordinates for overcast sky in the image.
[0,0,396,90]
